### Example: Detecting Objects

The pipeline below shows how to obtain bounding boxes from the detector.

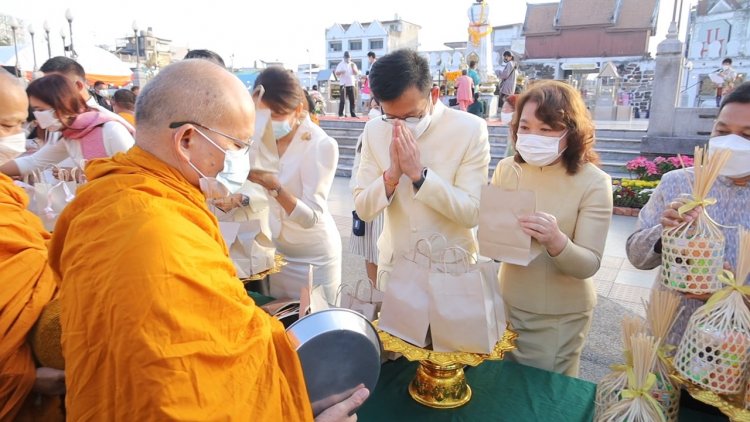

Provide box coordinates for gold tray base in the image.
[376,323,517,409]
[408,360,472,408]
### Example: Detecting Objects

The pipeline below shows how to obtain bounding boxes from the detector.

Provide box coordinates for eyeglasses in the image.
[169,121,253,150]
[380,96,432,124]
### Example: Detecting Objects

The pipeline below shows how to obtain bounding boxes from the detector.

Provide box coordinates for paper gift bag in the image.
[429,248,500,353]
[378,239,434,348]
[475,256,507,338]
[336,280,384,322]
[29,169,78,232]
[478,164,538,266]
[299,266,330,318]
[231,220,275,278]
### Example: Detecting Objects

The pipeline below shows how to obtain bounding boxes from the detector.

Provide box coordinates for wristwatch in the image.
[413,167,428,190]
[269,186,282,198]
[240,195,250,207]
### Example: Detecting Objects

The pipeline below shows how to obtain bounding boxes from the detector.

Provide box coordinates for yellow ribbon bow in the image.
[678,196,717,216]
[656,344,676,363]
[621,369,667,422]
[704,270,750,310]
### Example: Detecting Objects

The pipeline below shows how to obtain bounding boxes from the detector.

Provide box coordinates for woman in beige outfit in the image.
[491,81,613,376]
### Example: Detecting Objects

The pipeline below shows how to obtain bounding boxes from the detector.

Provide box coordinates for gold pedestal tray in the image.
[241,254,286,283]
[671,373,750,422]
[376,323,517,409]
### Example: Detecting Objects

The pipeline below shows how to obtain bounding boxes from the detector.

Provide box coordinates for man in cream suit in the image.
[353,49,490,284]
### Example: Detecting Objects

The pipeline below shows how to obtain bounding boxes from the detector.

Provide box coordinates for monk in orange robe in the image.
[0,71,63,420]
[48,60,368,421]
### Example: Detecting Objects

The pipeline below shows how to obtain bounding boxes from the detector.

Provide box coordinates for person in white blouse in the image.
[0,74,134,179]
[247,67,342,303]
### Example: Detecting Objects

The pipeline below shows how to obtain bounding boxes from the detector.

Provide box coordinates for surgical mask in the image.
[515,131,567,167]
[272,118,294,140]
[33,109,63,132]
[402,102,434,139]
[0,132,27,162]
[708,134,750,178]
[187,128,251,196]
[723,65,730,70]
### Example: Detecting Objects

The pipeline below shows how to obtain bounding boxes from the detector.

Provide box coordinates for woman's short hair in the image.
[253,66,304,115]
[510,80,599,174]
[26,74,89,125]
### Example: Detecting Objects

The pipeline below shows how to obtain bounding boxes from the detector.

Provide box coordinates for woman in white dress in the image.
[248,67,342,303]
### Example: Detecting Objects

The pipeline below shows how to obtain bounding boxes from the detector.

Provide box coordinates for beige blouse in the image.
[491,157,613,314]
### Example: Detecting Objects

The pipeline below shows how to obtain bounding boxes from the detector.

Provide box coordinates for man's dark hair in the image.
[503,51,513,58]
[94,81,106,88]
[130,85,140,93]
[469,60,476,68]
[369,49,431,102]
[184,49,226,67]
[113,89,136,110]
[473,92,480,101]
[720,81,750,110]
[343,51,350,59]
[722,57,732,65]
[40,56,86,80]
[312,84,318,90]
[367,51,376,59]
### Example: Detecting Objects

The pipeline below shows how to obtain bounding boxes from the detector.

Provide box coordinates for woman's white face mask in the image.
[515,131,568,167]
[33,109,63,132]
[708,134,750,178]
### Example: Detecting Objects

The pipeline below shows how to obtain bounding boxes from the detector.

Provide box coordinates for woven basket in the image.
[595,369,628,421]
[661,212,725,295]
[652,356,680,422]
[30,298,64,370]
[674,293,750,395]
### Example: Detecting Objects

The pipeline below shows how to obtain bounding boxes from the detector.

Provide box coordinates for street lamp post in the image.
[43,21,51,59]
[60,29,67,58]
[132,21,140,69]
[306,48,312,90]
[65,8,76,59]
[10,18,19,75]
[29,24,38,71]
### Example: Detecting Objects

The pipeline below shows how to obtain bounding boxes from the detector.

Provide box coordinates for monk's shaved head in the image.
[134,59,255,187]
[0,70,29,135]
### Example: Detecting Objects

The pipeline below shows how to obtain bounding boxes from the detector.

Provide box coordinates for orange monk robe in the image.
[0,173,57,421]
[48,146,313,421]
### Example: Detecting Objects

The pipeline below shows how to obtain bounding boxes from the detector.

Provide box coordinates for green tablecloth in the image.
[247,290,274,306]
[358,359,727,422]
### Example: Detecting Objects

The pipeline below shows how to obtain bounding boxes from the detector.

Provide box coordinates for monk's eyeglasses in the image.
[169,121,254,150]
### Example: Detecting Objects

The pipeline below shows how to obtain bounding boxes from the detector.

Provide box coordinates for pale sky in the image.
[5,0,690,69]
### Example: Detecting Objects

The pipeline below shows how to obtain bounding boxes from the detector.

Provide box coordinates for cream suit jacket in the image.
[353,101,490,274]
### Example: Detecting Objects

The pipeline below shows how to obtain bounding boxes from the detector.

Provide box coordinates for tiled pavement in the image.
[327,176,658,318]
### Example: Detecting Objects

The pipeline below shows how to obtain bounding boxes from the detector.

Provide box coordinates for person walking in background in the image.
[456,70,474,112]
[112,89,136,127]
[715,57,737,107]
[468,60,481,93]
[92,81,112,111]
[492,81,612,377]
[496,51,517,111]
[467,92,484,118]
[335,51,359,118]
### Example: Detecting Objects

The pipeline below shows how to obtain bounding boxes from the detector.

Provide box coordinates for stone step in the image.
[595,148,642,162]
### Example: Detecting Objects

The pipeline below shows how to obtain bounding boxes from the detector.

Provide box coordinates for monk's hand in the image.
[314,387,370,422]
[518,212,568,257]
[394,121,422,183]
[248,170,279,190]
[661,199,700,228]
[33,367,65,396]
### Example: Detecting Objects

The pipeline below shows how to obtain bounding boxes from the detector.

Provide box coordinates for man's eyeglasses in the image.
[380,96,432,124]
[169,121,253,150]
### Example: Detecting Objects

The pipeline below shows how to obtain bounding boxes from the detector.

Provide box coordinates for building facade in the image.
[681,0,749,107]
[114,27,173,70]
[324,18,420,74]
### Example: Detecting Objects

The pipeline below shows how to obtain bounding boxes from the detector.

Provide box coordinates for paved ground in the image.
[327,176,658,382]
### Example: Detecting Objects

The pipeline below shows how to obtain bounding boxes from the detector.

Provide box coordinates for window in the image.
[353,60,363,71]
[329,60,338,70]
[349,39,362,51]
[329,41,342,52]
[369,39,384,50]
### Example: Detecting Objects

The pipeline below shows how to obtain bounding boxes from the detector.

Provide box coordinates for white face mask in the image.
[33,109,63,132]
[515,131,567,167]
[708,134,750,178]
[187,128,251,196]
[723,65,730,70]
[500,112,514,124]
[0,132,27,163]
[403,114,432,140]
[271,118,294,140]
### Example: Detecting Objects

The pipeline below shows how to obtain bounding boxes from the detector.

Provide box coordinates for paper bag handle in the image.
[437,246,471,275]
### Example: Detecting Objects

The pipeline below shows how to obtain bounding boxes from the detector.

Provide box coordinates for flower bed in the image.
[613,155,693,216]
